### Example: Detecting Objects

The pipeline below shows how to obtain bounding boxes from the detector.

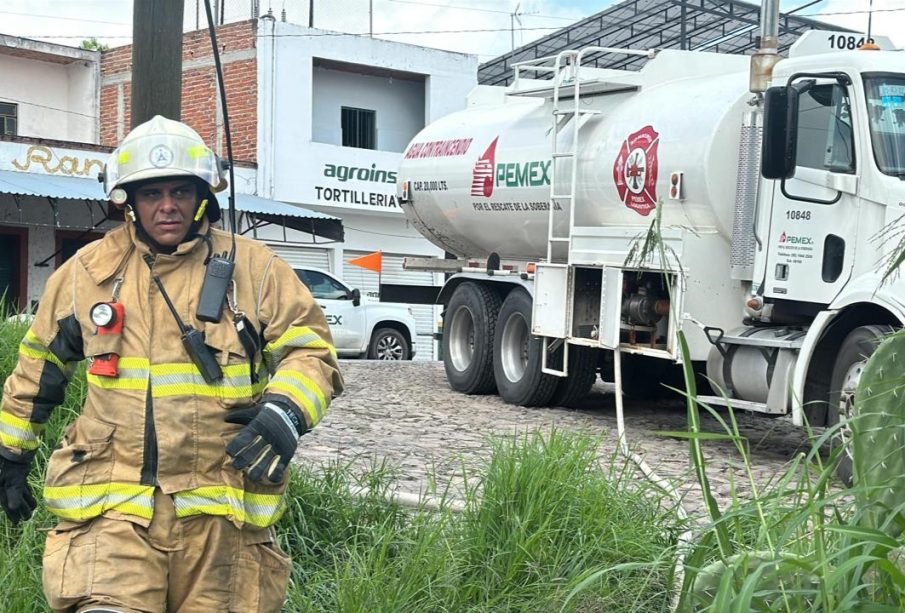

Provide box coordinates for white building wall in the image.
[311,66,424,153]
[0,46,99,143]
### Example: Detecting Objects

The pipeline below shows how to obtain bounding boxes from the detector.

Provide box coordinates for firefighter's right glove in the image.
[225,401,307,484]
[0,449,36,525]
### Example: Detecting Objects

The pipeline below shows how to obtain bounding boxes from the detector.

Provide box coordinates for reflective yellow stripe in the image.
[43,483,155,521]
[19,329,68,372]
[187,145,210,159]
[0,411,40,450]
[150,362,266,400]
[86,357,149,391]
[269,370,328,425]
[173,486,285,527]
[264,326,337,369]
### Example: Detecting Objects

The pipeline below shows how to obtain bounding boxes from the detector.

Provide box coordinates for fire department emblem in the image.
[613,126,660,216]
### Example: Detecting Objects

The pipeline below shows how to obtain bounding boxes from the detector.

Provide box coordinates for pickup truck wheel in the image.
[368,328,410,360]
[443,282,500,394]
[548,346,597,407]
[829,324,895,486]
[493,289,557,406]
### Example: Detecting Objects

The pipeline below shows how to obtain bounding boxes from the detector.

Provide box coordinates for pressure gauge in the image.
[90,302,117,327]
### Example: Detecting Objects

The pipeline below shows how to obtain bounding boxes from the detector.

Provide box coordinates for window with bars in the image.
[341,106,376,149]
[0,102,17,137]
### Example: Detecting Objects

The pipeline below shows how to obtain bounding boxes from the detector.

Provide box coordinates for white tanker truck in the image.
[396,10,905,477]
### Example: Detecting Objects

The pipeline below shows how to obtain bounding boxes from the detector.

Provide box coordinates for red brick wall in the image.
[99,20,257,163]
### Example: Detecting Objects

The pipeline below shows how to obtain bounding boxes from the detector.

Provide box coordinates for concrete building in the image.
[98,18,477,359]
[0,30,340,318]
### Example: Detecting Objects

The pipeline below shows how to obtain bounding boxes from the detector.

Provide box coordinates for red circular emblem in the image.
[613,125,660,217]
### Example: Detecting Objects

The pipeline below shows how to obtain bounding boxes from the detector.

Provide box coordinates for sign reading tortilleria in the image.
[613,125,660,217]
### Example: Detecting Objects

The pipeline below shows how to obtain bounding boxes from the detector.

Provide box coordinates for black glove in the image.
[225,401,307,484]
[0,450,36,525]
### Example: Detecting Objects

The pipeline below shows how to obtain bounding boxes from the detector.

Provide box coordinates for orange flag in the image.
[348,250,382,273]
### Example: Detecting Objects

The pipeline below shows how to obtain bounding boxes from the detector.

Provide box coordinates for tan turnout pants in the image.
[42,490,292,613]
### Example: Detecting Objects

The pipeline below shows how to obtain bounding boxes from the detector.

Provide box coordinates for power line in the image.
[800,6,905,17]
[383,0,577,21]
[18,25,567,40]
[0,9,130,26]
[0,96,98,120]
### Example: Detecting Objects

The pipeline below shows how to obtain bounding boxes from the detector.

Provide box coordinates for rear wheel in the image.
[549,345,598,407]
[829,324,895,485]
[368,328,410,360]
[442,282,501,394]
[493,289,557,406]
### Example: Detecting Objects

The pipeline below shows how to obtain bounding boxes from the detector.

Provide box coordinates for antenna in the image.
[867,0,874,41]
[510,3,522,51]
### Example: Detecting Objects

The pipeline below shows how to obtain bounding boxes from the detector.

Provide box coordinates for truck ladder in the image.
[543,47,654,264]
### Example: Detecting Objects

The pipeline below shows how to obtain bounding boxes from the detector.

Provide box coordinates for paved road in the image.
[295,361,816,519]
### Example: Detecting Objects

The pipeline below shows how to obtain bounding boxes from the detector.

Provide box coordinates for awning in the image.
[0,169,344,242]
[233,193,344,242]
[0,169,105,200]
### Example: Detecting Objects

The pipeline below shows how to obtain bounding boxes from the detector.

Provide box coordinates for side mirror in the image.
[350,288,361,307]
[761,85,800,180]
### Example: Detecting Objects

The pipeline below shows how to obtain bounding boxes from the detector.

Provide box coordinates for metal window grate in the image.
[341,106,376,150]
[0,102,17,137]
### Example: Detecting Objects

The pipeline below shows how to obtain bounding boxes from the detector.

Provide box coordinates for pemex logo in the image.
[471,137,499,198]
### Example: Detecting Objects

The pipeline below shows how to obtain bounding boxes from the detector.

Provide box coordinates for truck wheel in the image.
[829,325,895,486]
[368,328,410,360]
[443,282,501,394]
[493,289,557,406]
[549,345,597,407]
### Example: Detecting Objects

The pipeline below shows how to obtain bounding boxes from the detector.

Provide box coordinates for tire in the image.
[548,345,598,407]
[442,282,501,394]
[368,328,410,360]
[492,289,558,406]
[828,324,895,486]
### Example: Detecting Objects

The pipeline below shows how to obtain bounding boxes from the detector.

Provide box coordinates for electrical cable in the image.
[202,0,237,258]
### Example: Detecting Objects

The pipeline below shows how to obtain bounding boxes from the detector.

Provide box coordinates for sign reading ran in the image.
[11,145,105,178]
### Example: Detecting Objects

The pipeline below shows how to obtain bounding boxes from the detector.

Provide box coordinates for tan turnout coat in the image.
[1,221,343,529]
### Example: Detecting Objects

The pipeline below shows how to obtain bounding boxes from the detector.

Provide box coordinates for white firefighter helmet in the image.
[102,115,227,207]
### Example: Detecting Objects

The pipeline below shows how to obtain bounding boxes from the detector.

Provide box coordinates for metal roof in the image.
[233,193,344,242]
[0,169,344,242]
[479,0,855,86]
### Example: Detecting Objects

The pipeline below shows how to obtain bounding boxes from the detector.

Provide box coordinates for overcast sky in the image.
[0,0,901,61]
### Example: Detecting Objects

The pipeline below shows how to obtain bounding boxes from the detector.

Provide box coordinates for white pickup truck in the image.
[293,267,418,360]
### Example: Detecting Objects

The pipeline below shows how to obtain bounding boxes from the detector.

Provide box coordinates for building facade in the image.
[98,18,476,359]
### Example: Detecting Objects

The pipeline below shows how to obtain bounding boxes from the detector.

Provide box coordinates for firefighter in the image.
[0,115,343,612]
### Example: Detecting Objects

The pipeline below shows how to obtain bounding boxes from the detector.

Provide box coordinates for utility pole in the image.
[309,0,314,27]
[131,0,185,128]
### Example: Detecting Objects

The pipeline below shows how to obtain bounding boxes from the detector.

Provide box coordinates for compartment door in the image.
[532,263,570,338]
[597,267,623,349]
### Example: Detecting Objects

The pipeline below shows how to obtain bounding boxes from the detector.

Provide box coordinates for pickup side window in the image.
[795,83,855,174]
[295,269,351,300]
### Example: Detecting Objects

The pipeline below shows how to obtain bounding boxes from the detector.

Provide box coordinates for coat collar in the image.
[77,219,211,286]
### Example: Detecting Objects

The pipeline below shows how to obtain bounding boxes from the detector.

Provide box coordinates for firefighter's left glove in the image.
[0,449,36,525]
[225,401,307,484]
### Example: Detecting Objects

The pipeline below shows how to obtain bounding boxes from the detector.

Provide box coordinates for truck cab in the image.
[294,267,417,360]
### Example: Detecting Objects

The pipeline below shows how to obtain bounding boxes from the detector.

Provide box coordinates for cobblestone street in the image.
[295,360,817,519]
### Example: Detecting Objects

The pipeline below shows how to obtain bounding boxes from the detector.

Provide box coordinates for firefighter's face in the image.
[134,179,199,248]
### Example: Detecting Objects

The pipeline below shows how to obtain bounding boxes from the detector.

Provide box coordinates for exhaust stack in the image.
[749,0,781,93]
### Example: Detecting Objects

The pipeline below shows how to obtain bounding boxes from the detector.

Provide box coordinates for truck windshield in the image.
[864,74,905,177]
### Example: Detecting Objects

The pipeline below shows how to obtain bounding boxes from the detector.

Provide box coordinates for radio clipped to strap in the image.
[226,280,261,383]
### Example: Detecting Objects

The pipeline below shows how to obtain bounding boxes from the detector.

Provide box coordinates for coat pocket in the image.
[45,416,116,493]
[228,527,292,613]
[43,522,96,607]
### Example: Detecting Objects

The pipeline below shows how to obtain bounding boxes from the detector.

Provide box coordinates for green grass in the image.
[0,320,678,612]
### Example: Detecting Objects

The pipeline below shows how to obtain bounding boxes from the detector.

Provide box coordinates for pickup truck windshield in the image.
[864,74,905,177]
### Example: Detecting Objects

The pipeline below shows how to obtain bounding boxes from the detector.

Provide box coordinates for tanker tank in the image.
[398,49,752,261]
